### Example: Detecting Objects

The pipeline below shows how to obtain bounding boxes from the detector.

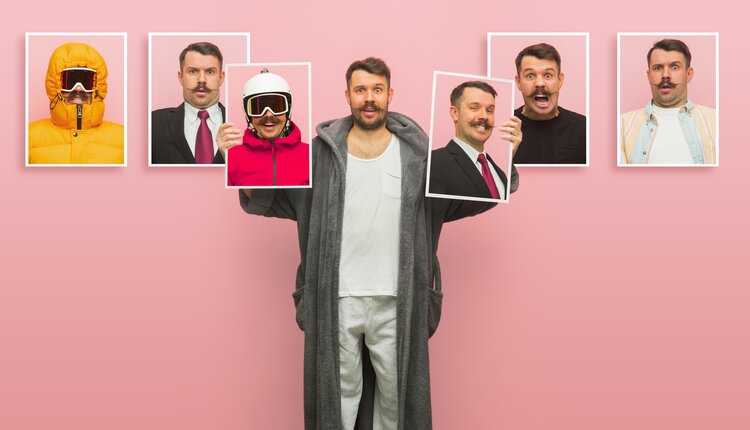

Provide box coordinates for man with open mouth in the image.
[220,69,310,187]
[620,38,716,165]
[151,42,227,165]
[512,43,587,165]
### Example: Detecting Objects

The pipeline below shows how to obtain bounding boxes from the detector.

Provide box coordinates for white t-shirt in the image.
[183,102,221,158]
[338,135,401,297]
[648,105,693,164]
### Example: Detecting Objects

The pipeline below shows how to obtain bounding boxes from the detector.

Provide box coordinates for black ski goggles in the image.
[244,93,290,117]
[60,67,97,92]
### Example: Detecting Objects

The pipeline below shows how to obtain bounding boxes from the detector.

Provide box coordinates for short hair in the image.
[179,42,224,69]
[515,43,562,73]
[345,57,391,87]
[647,39,692,68]
[450,81,497,106]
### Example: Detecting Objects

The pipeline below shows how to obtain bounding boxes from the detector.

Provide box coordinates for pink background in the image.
[620,34,717,113]
[149,34,249,110]
[4,3,747,430]
[224,63,311,143]
[489,34,587,114]
[26,34,125,124]
[429,73,512,190]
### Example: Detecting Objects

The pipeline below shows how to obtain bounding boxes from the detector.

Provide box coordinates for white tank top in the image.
[338,135,401,297]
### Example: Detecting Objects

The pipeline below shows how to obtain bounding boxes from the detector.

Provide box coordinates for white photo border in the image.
[223,61,313,190]
[487,31,590,167]
[425,71,515,204]
[616,32,719,168]
[25,32,128,168]
[147,32,252,168]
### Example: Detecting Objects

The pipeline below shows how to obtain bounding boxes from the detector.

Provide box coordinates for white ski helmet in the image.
[241,69,293,136]
[242,69,291,99]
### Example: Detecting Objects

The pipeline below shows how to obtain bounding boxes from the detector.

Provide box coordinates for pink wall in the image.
[619,33,717,113]
[489,33,588,115]
[428,72,512,195]
[27,34,125,124]
[3,3,747,430]
[149,34,249,110]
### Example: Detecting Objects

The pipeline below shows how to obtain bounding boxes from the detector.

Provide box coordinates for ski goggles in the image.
[60,67,97,92]
[244,93,289,117]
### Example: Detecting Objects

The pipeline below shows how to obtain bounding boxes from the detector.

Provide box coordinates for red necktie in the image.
[478,153,500,199]
[195,110,214,164]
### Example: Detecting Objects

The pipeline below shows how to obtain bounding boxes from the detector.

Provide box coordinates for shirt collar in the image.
[645,99,694,122]
[453,136,485,164]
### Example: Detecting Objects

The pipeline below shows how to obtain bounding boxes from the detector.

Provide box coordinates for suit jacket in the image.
[151,102,226,164]
[429,139,516,201]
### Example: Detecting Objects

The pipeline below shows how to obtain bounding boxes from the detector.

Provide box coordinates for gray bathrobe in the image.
[240,112,518,430]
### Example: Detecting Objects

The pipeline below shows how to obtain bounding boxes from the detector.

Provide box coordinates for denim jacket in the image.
[620,101,716,165]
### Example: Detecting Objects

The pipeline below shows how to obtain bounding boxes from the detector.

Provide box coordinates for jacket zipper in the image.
[76,104,82,130]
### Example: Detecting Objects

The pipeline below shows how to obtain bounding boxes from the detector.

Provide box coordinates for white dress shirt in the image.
[183,102,222,158]
[453,137,506,199]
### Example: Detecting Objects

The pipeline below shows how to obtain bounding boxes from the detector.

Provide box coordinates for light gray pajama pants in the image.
[338,296,398,430]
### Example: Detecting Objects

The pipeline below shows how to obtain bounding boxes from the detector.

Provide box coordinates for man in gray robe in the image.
[224,57,521,429]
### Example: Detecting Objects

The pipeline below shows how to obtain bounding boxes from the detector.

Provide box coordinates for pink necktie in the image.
[478,153,500,199]
[195,110,214,164]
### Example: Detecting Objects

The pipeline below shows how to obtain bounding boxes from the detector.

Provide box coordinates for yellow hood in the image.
[45,42,108,129]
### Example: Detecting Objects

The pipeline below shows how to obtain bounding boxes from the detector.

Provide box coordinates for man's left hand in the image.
[496,116,523,155]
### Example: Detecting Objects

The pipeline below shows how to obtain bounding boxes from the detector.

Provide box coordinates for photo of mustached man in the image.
[512,43,586,164]
[219,68,310,187]
[429,80,521,201]
[151,42,226,164]
[620,38,716,165]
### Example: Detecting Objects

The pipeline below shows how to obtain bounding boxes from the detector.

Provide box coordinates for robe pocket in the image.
[427,287,444,338]
[381,170,402,199]
[292,287,305,331]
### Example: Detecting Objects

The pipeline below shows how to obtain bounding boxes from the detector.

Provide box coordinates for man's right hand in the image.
[217,122,244,156]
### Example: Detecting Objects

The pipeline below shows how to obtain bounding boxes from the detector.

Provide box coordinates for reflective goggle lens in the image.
[60,68,96,92]
[245,93,289,117]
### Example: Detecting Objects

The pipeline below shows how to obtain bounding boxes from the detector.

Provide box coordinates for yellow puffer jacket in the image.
[28,42,124,164]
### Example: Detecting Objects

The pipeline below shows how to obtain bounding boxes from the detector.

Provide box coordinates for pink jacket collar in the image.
[242,120,302,149]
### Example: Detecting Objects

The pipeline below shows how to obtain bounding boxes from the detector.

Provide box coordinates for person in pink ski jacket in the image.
[222,69,310,186]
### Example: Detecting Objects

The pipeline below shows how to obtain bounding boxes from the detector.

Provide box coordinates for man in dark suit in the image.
[429,80,522,201]
[151,42,226,165]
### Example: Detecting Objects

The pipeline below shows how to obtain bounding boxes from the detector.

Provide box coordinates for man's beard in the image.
[351,101,388,130]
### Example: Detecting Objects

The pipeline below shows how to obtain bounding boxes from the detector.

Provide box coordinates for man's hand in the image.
[217,122,244,156]
[496,116,523,156]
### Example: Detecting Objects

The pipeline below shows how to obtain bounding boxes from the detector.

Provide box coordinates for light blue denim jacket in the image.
[629,100,704,164]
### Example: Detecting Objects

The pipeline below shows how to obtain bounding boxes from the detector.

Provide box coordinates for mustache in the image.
[257,115,282,125]
[192,83,210,92]
[533,88,551,97]
[658,79,676,89]
[469,119,494,128]
[359,101,382,112]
